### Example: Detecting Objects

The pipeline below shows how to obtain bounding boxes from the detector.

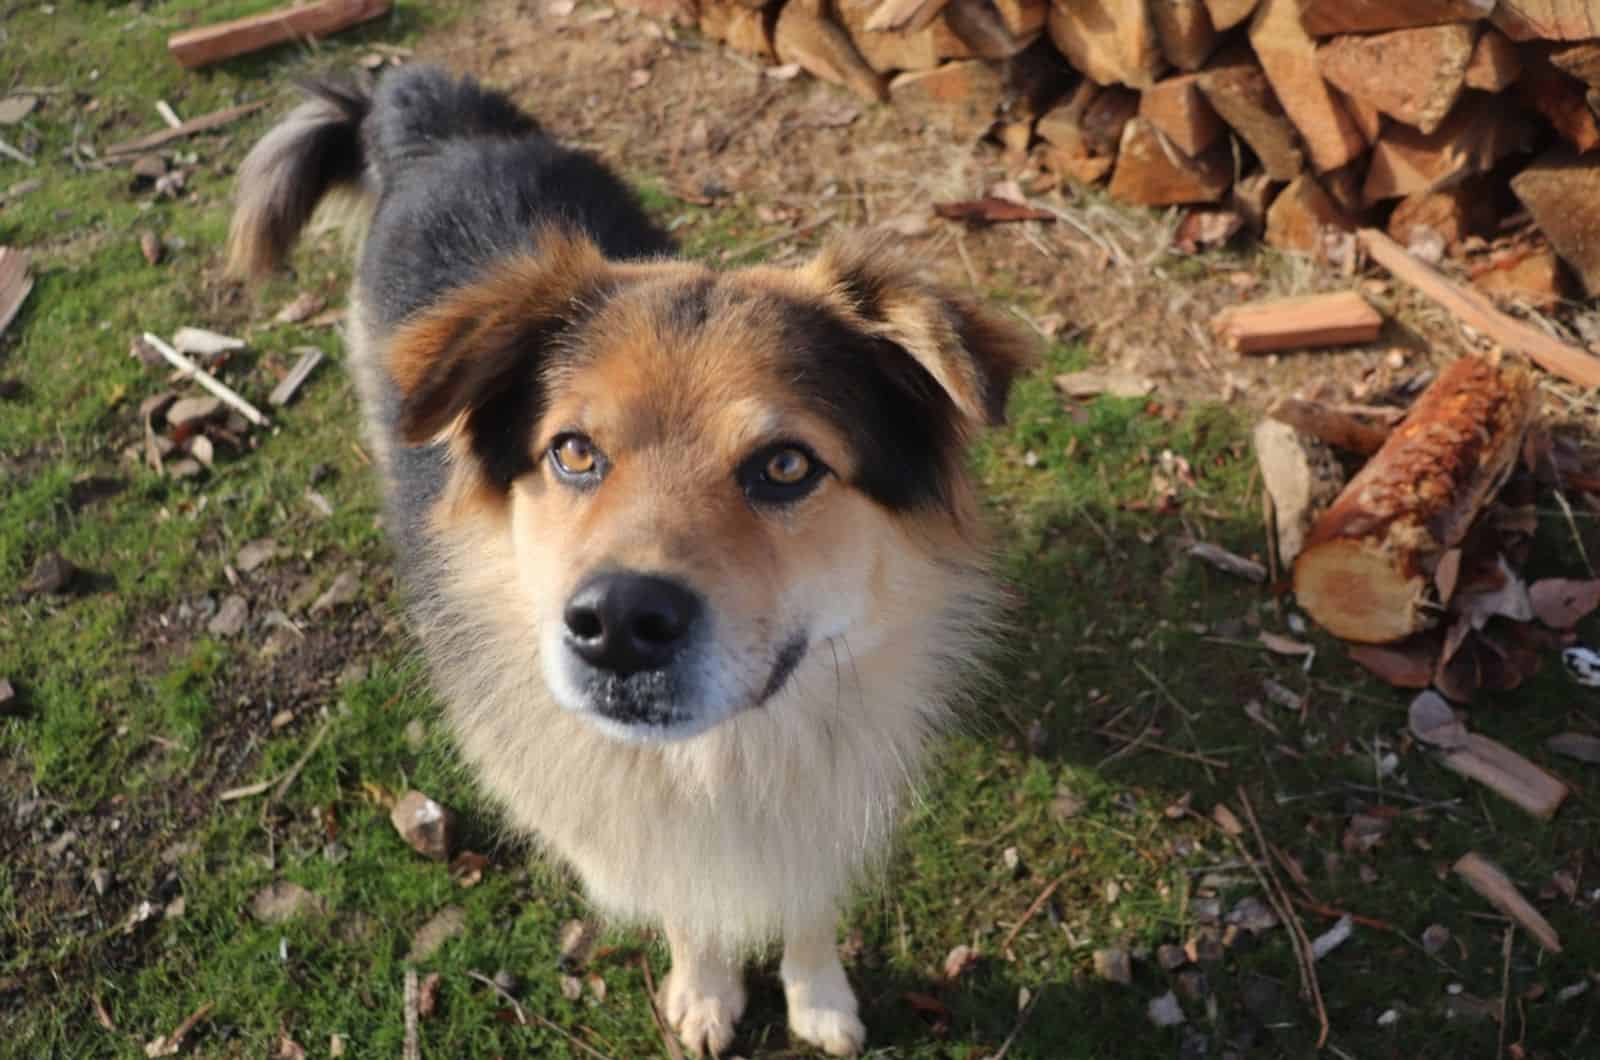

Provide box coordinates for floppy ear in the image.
[386,228,612,451]
[800,235,1038,429]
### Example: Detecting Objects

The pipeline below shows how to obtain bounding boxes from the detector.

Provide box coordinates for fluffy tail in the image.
[228,67,544,282]
[226,78,371,282]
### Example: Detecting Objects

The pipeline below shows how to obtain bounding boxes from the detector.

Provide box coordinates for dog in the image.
[228,65,1032,1056]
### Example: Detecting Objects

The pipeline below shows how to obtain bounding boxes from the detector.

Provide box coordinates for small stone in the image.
[1225,895,1280,935]
[404,719,428,751]
[1377,1007,1400,1026]
[390,790,456,862]
[1190,897,1223,924]
[558,919,599,972]
[1094,947,1133,985]
[0,678,20,717]
[560,975,583,1001]
[1051,786,1086,821]
[492,970,519,995]
[22,551,78,596]
[250,881,328,923]
[408,906,467,962]
[1157,943,1189,972]
[1185,934,1224,965]
[1174,968,1209,1002]
[90,867,112,896]
[310,570,360,616]
[417,972,442,1018]
[207,594,248,638]
[1147,989,1186,1027]
[1001,845,1024,878]
[139,231,163,266]
[164,395,222,427]
[943,943,980,981]
[235,538,279,573]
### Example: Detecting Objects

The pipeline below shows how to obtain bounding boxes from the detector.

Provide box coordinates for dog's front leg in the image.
[659,924,746,1057]
[782,913,865,1057]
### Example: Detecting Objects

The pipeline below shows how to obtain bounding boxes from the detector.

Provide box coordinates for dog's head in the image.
[388,228,1034,742]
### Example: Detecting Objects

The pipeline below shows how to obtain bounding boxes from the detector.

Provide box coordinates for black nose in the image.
[563,572,701,676]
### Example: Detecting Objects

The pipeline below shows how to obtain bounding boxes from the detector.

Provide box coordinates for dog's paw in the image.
[661,967,745,1057]
[788,997,866,1057]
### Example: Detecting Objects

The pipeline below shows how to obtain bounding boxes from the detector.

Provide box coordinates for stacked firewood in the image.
[637,0,1600,299]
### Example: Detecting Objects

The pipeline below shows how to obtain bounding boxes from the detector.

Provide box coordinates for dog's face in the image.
[387,230,1033,742]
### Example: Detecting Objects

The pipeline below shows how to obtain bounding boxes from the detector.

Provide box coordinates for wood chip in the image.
[1053,371,1155,399]
[1188,541,1267,582]
[0,247,34,340]
[1454,851,1562,953]
[932,198,1054,222]
[1213,291,1382,354]
[172,327,246,358]
[269,348,325,407]
[1546,733,1600,764]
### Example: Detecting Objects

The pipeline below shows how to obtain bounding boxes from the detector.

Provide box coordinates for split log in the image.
[992,0,1046,38]
[1515,63,1600,152]
[1297,0,1494,37]
[1453,852,1562,953]
[1151,0,1218,72]
[1197,0,1255,32]
[1035,79,1100,152]
[1139,74,1225,155]
[1293,356,1537,644]
[775,4,889,102]
[1464,28,1523,91]
[1249,0,1366,172]
[839,0,972,72]
[1213,291,1382,353]
[1316,25,1475,135]
[1492,0,1600,41]
[888,60,1005,140]
[1267,397,1405,454]
[1198,58,1305,181]
[1264,173,1348,252]
[1045,0,1166,89]
[1472,242,1569,309]
[700,0,775,59]
[1361,95,1533,203]
[1334,87,1383,144]
[863,0,950,33]
[943,0,1035,60]
[1358,228,1600,385]
[1548,41,1600,87]
[168,0,390,68]
[1511,152,1600,297]
[1106,118,1230,205]
[1387,184,1495,247]
[1254,419,1346,564]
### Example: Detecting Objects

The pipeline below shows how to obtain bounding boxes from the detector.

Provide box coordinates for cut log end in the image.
[1294,539,1430,643]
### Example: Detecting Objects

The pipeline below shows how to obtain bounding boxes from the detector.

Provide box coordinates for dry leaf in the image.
[1258,631,1313,656]
[1211,803,1243,836]
[1174,208,1243,253]
[942,943,979,980]
[417,972,442,1019]
[408,906,467,962]
[1408,690,1468,750]
[450,850,488,888]
[1530,578,1600,629]
[250,881,328,923]
[274,291,326,325]
[1347,638,1437,688]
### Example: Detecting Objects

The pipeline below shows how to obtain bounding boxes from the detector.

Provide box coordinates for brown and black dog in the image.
[229,66,1033,1056]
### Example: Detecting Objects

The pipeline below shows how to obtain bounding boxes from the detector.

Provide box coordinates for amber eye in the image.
[550,433,601,478]
[739,442,827,504]
[764,447,811,485]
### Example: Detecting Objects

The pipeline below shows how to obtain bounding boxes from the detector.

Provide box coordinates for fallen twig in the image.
[998,869,1070,958]
[263,718,332,818]
[141,332,270,428]
[0,137,35,166]
[1358,228,1600,387]
[467,969,616,1060]
[720,211,835,263]
[1236,787,1329,1048]
[1497,926,1514,1060]
[144,1000,213,1057]
[638,954,687,1060]
[104,100,270,158]
[986,987,1042,1060]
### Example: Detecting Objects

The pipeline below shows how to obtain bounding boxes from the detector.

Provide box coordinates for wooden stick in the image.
[168,0,392,69]
[1453,851,1562,953]
[1212,290,1384,354]
[154,100,183,130]
[998,869,1070,958]
[103,100,270,158]
[1441,734,1569,821]
[1266,397,1404,455]
[403,969,420,1060]
[141,332,270,428]
[269,348,325,407]
[1359,228,1600,387]
[638,954,687,1060]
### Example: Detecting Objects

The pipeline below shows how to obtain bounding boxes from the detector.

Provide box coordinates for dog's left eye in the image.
[549,433,605,482]
[740,443,827,504]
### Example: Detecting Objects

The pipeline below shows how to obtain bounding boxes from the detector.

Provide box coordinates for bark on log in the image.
[1293,356,1538,644]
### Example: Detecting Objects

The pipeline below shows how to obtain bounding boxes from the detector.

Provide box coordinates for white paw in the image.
[789,998,866,1057]
[785,973,865,1057]
[661,966,746,1057]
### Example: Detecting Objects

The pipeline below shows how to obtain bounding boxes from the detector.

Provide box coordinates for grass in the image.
[3,3,1598,1058]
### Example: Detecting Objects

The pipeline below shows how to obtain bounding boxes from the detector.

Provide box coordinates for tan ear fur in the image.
[386,228,611,444]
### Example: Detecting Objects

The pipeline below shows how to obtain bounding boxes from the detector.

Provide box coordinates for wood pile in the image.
[643,0,1600,299]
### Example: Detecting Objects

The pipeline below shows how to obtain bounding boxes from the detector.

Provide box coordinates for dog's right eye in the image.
[549,433,604,482]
